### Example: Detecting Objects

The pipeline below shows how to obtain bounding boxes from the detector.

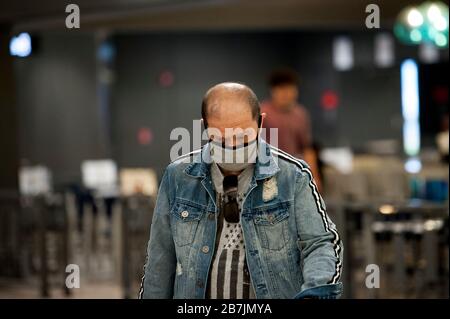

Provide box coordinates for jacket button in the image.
[208,213,215,220]
[181,210,189,218]
[202,245,210,254]
[196,279,204,288]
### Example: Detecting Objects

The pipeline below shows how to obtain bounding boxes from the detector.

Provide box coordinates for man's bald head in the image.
[201,82,260,128]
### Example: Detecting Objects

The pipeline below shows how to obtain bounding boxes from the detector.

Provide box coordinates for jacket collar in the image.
[184,139,280,181]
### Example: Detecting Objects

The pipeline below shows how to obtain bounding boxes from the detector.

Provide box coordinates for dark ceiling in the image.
[0,0,446,32]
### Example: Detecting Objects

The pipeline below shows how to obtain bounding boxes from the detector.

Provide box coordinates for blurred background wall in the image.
[14,31,445,183]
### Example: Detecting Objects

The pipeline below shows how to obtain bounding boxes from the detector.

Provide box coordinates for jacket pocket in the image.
[253,202,290,251]
[170,199,205,247]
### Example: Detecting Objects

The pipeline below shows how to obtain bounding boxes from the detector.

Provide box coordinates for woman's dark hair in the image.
[268,68,299,88]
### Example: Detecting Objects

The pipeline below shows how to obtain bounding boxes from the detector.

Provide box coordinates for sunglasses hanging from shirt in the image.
[222,175,240,223]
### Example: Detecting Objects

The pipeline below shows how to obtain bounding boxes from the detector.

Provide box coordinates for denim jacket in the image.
[139,140,343,299]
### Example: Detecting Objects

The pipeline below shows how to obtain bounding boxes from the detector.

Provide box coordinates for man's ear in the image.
[201,118,208,130]
[260,112,267,128]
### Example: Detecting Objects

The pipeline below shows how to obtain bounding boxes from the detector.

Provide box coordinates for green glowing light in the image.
[435,33,448,46]
[394,1,448,47]
[410,29,422,42]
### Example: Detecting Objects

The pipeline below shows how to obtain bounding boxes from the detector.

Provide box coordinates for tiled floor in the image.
[0,278,124,299]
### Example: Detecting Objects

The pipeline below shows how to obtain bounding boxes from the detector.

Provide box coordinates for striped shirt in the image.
[206,163,256,299]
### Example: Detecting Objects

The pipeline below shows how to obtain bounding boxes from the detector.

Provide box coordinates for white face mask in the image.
[210,139,258,171]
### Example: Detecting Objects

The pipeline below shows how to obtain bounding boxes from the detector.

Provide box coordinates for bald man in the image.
[139,83,343,299]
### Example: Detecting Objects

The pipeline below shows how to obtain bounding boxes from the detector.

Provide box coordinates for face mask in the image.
[210,139,258,171]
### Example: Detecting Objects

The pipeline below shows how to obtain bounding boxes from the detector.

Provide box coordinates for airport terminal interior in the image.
[0,0,449,298]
